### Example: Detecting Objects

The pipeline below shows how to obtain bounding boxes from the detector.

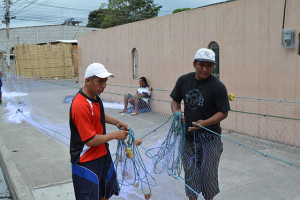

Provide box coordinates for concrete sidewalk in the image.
[0,99,73,200]
[0,79,299,200]
[0,80,76,200]
[0,108,73,200]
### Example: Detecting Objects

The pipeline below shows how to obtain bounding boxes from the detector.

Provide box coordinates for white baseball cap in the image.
[194,48,216,64]
[84,63,114,79]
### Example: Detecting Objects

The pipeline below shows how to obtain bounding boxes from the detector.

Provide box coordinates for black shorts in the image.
[72,149,120,200]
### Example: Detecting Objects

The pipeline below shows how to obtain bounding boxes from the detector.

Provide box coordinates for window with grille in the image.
[132,48,138,79]
[298,34,300,55]
[208,42,220,80]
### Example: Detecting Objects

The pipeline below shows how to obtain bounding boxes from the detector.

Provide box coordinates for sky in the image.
[0,0,227,28]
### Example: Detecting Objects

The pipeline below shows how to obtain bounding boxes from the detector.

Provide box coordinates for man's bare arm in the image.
[86,130,129,146]
[188,111,228,132]
[171,100,181,113]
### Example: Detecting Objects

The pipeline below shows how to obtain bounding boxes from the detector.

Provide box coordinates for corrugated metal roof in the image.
[55,40,77,44]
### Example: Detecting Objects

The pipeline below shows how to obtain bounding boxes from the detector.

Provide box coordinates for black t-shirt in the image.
[170,72,230,140]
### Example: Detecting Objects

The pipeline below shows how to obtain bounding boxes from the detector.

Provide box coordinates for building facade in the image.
[78,0,300,146]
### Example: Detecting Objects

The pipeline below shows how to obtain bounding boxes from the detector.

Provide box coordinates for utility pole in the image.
[5,0,10,72]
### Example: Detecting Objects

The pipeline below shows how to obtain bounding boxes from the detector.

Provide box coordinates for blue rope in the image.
[145,112,185,175]
[138,143,205,200]
[115,113,203,198]
[114,128,157,196]
[141,113,175,139]
[144,111,198,182]
[193,124,300,168]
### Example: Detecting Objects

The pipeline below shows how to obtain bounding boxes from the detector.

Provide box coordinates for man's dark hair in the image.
[139,77,148,87]
[88,75,97,80]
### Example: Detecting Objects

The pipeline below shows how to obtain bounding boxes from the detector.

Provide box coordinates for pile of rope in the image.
[114,128,157,199]
[114,112,203,199]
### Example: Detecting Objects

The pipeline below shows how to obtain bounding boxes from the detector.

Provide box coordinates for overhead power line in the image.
[34,2,96,12]
[4,0,229,27]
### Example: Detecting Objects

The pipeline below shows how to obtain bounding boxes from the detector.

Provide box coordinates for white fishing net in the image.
[1,73,299,200]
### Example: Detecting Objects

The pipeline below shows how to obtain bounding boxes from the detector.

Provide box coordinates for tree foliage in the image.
[87,0,162,28]
[172,8,191,14]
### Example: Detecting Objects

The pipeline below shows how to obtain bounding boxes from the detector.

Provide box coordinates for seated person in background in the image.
[119,77,152,116]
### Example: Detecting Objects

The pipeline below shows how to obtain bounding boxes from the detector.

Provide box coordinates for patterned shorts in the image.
[182,134,223,199]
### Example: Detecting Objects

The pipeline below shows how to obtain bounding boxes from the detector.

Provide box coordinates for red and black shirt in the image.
[69,89,107,164]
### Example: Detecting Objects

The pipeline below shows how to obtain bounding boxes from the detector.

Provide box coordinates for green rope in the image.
[104,91,300,121]
[144,112,198,182]
[193,123,300,168]
[236,96,300,104]
[103,91,172,103]
[140,113,175,139]
[8,79,300,106]
[231,110,300,121]
[107,84,171,92]
[17,80,300,121]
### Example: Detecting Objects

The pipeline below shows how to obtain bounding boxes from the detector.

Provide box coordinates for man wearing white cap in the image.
[170,48,230,200]
[69,63,129,200]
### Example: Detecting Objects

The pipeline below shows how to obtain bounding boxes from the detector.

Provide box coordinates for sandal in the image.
[130,112,138,116]
[119,110,127,113]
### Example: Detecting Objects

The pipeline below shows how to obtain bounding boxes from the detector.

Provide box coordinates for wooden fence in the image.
[14,43,74,79]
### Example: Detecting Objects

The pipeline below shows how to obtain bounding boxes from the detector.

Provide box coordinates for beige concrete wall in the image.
[78,0,300,146]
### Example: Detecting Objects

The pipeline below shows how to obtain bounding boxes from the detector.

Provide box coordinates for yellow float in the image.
[125,147,134,159]
[228,93,236,101]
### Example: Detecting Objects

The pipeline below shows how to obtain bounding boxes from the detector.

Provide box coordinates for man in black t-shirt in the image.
[170,48,230,200]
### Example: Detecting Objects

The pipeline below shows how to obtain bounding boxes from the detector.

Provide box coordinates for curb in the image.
[0,134,35,200]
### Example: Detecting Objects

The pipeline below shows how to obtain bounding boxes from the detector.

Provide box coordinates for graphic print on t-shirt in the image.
[185,89,204,111]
